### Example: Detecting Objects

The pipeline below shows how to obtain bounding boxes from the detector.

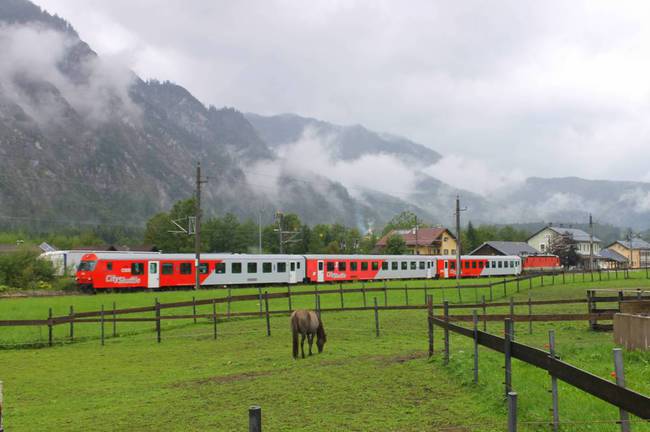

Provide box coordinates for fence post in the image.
[528,293,532,335]
[287,285,292,312]
[316,294,321,320]
[48,307,53,347]
[507,392,517,432]
[516,278,520,293]
[112,301,117,338]
[424,284,428,305]
[155,298,161,343]
[489,282,494,301]
[374,297,380,337]
[192,296,197,324]
[339,284,344,309]
[404,284,409,306]
[473,309,479,384]
[427,295,434,358]
[503,278,507,297]
[249,405,262,432]
[509,297,515,340]
[549,330,559,432]
[482,295,487,331]
[228,287,232,320]
[258,287,263,318]
[443,301,450,365]
[69,305,74,342]
[212,299,217,340]
[504,319,513,397]
[100,304,105,346]
[362,285,367,308]
[264,291,271,337]
[613,348,630,432]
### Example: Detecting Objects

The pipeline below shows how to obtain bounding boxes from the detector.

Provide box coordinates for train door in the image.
[289,262,297,284]
[443,260,449,279]
[148,261,160,289]
[426,261,433,279]
[317,260,325,282]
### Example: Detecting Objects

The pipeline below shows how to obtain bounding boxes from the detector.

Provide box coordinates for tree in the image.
[381,211,429,237]
[385,234,407,255]
[465,221,480,253]
[547,233,579,267]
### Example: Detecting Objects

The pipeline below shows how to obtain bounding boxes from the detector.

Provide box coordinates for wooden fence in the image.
[587,288,650,330]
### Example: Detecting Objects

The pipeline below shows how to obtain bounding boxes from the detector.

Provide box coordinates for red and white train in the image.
[74,252,548,291]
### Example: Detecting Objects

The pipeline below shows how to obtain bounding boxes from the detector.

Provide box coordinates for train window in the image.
[149,263,158,274]
[248,262,258,273]
[381,261,388,270]
[278,262,287,272]
[106,262,113,271]
[427,262,431,269]
[263,262,272,273]
[232,262,242,274]
[450,261,456,269]
[409,261,415,270]
[327,262,335,271]
[372,262,379,271]
[318,262,324,271]
[162,263,174,275]
[498,261,503,268]
[351,262,358,271]
[361,262,368,271]
[505,261,510,268]
[290,262,295,271]
[512,261,516,267]
[180,263,192,274]
[401,262,407,270]
[391,261,398,270]
[215,263,226,274]
[478,262,484,269]
[297,262,301,269]
[464,261,469,269]
[419,262,425,270]
[132,263,144,275]
[472,262,477,269]
[199,263,209,274]
[444,261,448,269]
[339,262,347,271]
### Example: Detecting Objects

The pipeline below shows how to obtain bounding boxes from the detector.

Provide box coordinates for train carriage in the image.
[436,255,522,278]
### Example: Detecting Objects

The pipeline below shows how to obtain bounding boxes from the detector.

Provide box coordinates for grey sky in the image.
[35,0,650,189]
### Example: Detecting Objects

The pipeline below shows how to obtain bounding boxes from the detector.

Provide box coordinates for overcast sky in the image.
[35,0,650,186]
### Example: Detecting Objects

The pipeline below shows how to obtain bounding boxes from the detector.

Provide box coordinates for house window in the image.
[162,263,174,275]
[540,244,546,252]
[247,262,258,273]
[180,263,192,275]
[443,249,448,255]
[215,263,226,274]
[232,263,242,274]
[451,249,456,255]
[443,237,448,242]
[263,262,272,273]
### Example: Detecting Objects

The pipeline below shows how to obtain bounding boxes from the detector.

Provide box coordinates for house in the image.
[527,226,601,256]
[598,249,628,270]
[375,227,458,255]
[469,241,540,257]
[605,238,650,268]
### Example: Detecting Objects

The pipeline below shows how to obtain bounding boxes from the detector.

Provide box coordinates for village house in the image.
[375,227,458,255]
[605,238,650,268]
[469,241,540,257]
[527,226,601,256]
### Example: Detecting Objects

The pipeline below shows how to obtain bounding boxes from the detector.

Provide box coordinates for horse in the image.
[291,309,327,359]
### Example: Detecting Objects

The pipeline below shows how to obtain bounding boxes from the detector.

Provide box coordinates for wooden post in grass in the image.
[489,282,494,301]
[373,297,380,337]
[264,291,271,337]
[287,285,292,312]
[100,304,105,346]
[249,405,262,432]
[516,278,520,293]
[112,301,117,338]
[443,301,450,365]
[473,309,479,384]
[509,297,515,340]
[48,307,53,347]
[528,293,532,335]
[549,330,559,432]
[192,296,197,324]
[404,284,409,306]
[362,285,367,308]
[427,295,434,358]
[507,392,517,432]
[482,295,487,331]
[212,299,217,340]
[504,319,513,397]
[155,298,161,344]
[257,287,262,318]
[613,348,630,432]
[69,305,74,342]
[339,284,344,309]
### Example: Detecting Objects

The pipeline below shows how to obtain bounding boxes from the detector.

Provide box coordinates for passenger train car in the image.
[76,252,525,291]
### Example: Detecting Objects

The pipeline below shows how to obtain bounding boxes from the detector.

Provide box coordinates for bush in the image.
[0,251,56,290]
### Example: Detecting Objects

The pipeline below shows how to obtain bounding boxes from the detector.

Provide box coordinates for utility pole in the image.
[194,161,208,290]
[589,213,594,271]
[627,229,633,269]
[276,211,284,254]
[258,209,263,253]
[414,214,419,255]
[455,195,467,283]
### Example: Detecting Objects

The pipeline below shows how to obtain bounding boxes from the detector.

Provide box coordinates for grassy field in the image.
[0,272,649,431]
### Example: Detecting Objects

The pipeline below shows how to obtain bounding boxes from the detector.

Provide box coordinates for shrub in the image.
[0,251,56,290]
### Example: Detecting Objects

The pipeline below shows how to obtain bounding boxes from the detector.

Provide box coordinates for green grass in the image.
[0,272,649,431]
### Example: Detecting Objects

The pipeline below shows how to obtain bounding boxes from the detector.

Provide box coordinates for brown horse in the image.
[291,309,327,359]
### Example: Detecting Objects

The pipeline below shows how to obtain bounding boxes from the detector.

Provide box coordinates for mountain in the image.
[245,113,441,167]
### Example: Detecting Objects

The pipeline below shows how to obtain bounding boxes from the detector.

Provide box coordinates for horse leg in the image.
[300,333,306,358]
[308,333,314,356]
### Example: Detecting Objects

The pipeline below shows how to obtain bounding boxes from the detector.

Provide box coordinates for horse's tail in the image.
[291,313,299,359]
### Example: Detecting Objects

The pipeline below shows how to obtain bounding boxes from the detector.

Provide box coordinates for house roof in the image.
[528,226,600,243]
[469,241,540,257]
[599,249,628,263]
[607,238,650,250]
[376,227,454,247]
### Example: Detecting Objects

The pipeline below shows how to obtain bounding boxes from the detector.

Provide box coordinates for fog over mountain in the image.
[2,0,650,233]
